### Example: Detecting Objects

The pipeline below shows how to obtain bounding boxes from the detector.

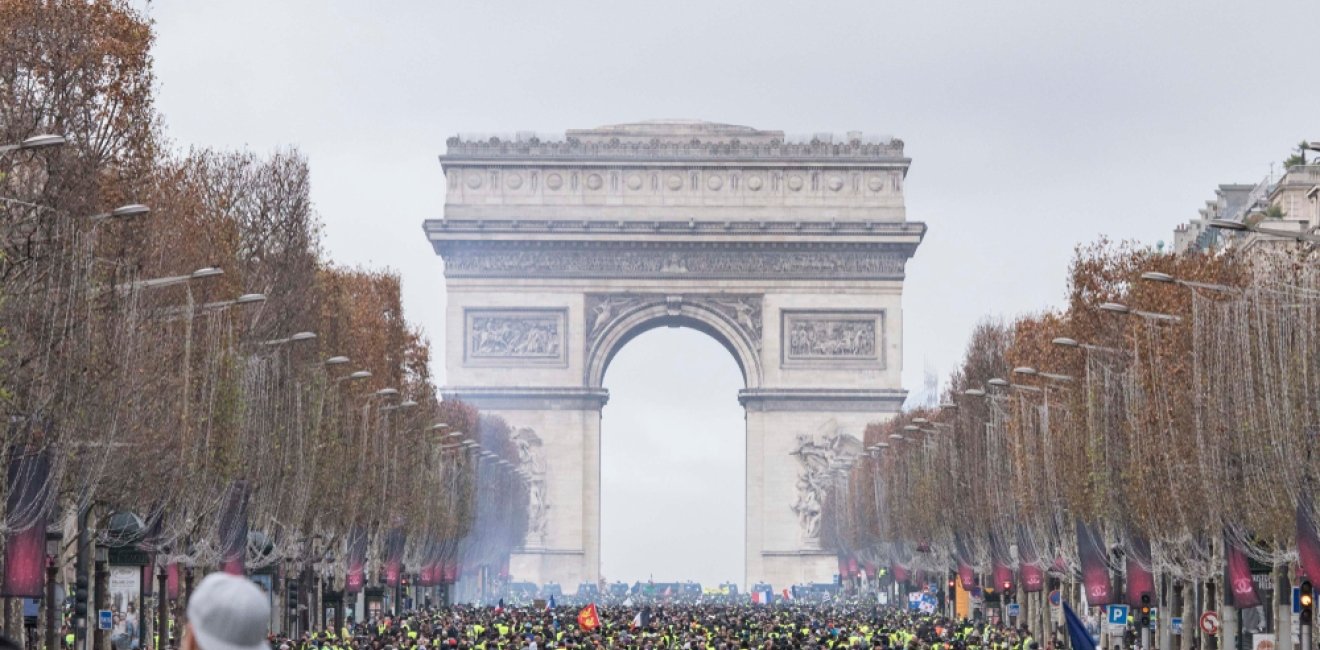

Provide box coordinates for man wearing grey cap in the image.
[181,573,272,650]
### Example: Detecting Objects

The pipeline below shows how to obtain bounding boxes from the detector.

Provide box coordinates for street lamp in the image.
[325,356,350,365]
[89,203,151,221]
[1209,217,1320,244]
[264,331,317,346]
[987,377,1010,388]
[1140,271,1241,294]
[375,388,399,397]
[962,388,986,397]
[0,134,67,156]
[1097,301,1181,323]
[347,370,372,380]
[117,266,225,293]
[1052,337,1124,354]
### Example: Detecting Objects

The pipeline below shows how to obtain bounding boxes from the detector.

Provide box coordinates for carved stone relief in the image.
[442,245,907,280]
[790,419,863,546]
[464,309,567,366]
[781,310,884,368]
[513,427,549,546]
[585,293,763,354]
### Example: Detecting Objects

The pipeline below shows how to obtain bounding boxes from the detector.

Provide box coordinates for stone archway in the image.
[584,293,764,390]
[426,120,923,590]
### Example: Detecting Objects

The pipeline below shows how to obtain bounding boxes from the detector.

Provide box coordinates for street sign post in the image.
[1200,611,1221,636]
[1108,605,1130,626]
[1007,603,1021,617]
[1172,617,1184,635]
[97,610,112,631]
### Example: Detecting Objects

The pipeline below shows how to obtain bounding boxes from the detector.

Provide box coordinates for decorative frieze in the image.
[464,308,567,367]
[781,310,885,368]
[439,243,908,281]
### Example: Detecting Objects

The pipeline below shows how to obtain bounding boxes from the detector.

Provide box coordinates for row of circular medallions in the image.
[459,170,896,193]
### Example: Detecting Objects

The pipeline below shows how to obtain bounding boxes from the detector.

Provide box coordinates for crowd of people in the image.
[267,600,1047,650]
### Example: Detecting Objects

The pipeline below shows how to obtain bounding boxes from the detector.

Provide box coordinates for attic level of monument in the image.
[440,120,912,222]
[442,119,908,164]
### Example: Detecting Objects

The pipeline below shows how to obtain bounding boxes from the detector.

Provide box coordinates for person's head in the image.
[182,573,272,650]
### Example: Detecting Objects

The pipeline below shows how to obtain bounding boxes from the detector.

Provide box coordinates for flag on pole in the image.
[547,595,555,611]
[1063,601,1097,650]
[495,598,504,613]
[630,606,652,630]
[577,603,601,631]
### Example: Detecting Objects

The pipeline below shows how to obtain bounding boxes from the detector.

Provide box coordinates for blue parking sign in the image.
[98,610,112,630]
[1108,605,1130,626]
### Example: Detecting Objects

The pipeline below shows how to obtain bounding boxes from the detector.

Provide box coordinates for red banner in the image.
[1299,504,1320,580]
[1225,535,1260,609]
[957,561,976,590]
[1021,563,1045,592]
[1076,520,1115,606]
[167,563,180,600]
[217,480,249,576]
[1125,535,1155,607]
[2,447,51,597]
[345,527,368,594]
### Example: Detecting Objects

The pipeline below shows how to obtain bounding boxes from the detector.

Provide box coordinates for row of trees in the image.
[825,240,1318,608]
[0,0,526,603]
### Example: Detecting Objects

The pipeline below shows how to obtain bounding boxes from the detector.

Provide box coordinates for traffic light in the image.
[287,579,300,612]
[1140,592,1152,627]
[73,575,88,626]
[1301,581,1314,621]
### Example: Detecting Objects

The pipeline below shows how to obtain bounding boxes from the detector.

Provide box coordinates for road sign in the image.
[97,610,112,631]
[1048,590,1062,607]
[1200,611,1221,636]
[1108,605,1130,626]
[1294,586,1302,614]
[1172,617,1184,635]
[1007,603,1021,617]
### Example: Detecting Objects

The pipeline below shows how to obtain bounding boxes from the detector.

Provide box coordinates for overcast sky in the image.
[146,0,1320,587]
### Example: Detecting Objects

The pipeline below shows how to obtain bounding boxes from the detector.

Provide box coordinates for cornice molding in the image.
[425,217,926,239]
[739,388,908,413]
[440,386,610,411]
[442,136,905,163]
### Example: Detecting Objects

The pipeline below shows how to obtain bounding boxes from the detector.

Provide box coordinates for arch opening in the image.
[599,326,747,587]
[586,300,763,390]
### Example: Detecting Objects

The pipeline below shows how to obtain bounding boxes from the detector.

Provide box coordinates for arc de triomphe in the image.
[423,120,924,589]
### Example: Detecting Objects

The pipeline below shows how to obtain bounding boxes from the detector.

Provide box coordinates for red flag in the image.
[2,446,52,597]
[1299,504,1320,580]
[1021,564,1045,592]
[577,603,601,631]
[1125,535,1155,607]
[1225,535,1260,609]
[1076,520,1115,606]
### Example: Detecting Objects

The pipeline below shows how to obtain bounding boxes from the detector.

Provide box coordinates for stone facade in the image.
[424,120,924,590]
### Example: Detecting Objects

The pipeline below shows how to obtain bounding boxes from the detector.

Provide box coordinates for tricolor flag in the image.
[495,598,505,613]
[782,588,792,601]
[546,595,555,611]
[630,606,652,630]
[577,603,601,631]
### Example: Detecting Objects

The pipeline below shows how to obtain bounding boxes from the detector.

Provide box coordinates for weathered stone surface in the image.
[425,121,924,590]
